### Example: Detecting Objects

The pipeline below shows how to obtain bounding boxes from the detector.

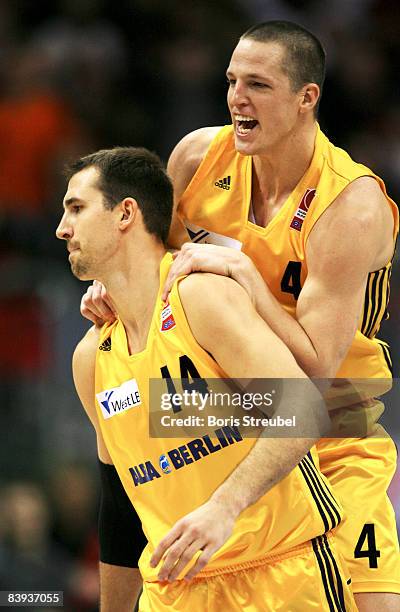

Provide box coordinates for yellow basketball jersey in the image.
[178,125,399,379]
[95,253,342,581]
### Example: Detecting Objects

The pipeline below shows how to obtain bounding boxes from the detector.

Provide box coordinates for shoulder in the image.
[178,272,248,313]
[73,325,100,366]
[177,273,251,346]
[167,126,223,200]
[321,176,393,241]
[338,176,389,216]
[309,177,394,270]
[72,325,101,387]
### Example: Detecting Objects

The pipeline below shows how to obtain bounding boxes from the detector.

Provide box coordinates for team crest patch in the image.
[160,301,176,332]
[290,188,316,231]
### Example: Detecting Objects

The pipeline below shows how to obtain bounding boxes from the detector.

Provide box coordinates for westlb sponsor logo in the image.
[96,379,141,419]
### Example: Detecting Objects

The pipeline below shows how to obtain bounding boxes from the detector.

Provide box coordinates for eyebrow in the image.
[226,70,272,81]
[63,197,83,210]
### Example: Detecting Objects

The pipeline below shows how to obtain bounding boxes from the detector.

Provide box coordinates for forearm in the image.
[100,563,142,612]
[210,380,329,516]
[210,436,314,515]
[248,270,322,376]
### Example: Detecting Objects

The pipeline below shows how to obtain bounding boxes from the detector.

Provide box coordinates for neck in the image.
[252,121,317,208]
[99,241,166,354]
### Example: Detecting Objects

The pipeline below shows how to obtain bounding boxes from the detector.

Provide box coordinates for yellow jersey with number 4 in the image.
[178,125,399,380]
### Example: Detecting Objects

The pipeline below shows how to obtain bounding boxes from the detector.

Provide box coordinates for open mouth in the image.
[235,115,258,135]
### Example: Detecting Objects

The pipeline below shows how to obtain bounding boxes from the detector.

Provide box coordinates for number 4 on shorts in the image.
[354,523,381,568]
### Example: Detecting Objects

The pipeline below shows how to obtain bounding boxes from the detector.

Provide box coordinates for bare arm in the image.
[98,564,142,612]
[162,177,395,378]
[250,177,394,377]
[167,126,222,248]
[73,329,142,611]
[151,274,328,581]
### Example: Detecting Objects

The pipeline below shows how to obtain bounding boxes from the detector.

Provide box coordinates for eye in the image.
[250,81,269,89]
[226,77,236,86]
[72,205,82,214]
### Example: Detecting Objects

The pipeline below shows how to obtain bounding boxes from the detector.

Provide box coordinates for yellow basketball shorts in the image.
[139,535,356,611]
[317,425,400,593]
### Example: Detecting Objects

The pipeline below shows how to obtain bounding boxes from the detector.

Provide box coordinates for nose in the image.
[229,79,249,108]
[56,213,72,241]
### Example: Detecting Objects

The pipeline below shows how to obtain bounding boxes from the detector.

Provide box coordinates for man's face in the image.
[56,166,120,280]
[226,39,304,156]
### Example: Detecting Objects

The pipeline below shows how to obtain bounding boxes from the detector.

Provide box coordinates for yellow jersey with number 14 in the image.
[178,124,399,380]
[95,253,342,582]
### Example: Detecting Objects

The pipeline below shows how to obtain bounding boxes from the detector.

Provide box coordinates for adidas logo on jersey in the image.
[214,176,231,190]
[99,337,112,351]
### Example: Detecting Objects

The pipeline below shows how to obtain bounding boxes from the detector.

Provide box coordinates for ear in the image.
[299,83,320,114]
[118,197,138,230]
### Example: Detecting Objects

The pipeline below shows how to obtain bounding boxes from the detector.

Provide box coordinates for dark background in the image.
[0,1,399,610]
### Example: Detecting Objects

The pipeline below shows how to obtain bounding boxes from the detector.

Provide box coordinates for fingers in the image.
[150,523,183,569]
[157,536,202,582]
[162,243,242,300]
[161,253,193,301]
[80,286,103,326]
[162,243,206,300]
[183,544,214,581]
[80,281,116,326]
[98,281,117,314]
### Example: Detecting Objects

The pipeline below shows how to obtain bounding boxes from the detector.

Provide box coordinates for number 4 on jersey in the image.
[354,523,380,568]
[281,261,302,300]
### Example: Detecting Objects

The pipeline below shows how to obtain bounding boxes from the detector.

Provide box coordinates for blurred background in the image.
[0,0,399,609]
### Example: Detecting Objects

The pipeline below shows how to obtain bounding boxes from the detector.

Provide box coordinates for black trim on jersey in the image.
[383,265,392,321]
[366,268,386,338]
[298,454,341,532]
[361,265,391,339]
[361,271,374,334]
[376,340,393,374]
[312,537,347,612]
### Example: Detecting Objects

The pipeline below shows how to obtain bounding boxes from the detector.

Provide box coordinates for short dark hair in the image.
[65,147,173,245]
[241,20,326,112]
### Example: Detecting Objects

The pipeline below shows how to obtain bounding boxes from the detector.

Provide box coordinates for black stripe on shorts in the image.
[312,537,346,611]
[322,534,346,611]
[298,461,329,532]
[304,454,342,528]
[298,455,341,531]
